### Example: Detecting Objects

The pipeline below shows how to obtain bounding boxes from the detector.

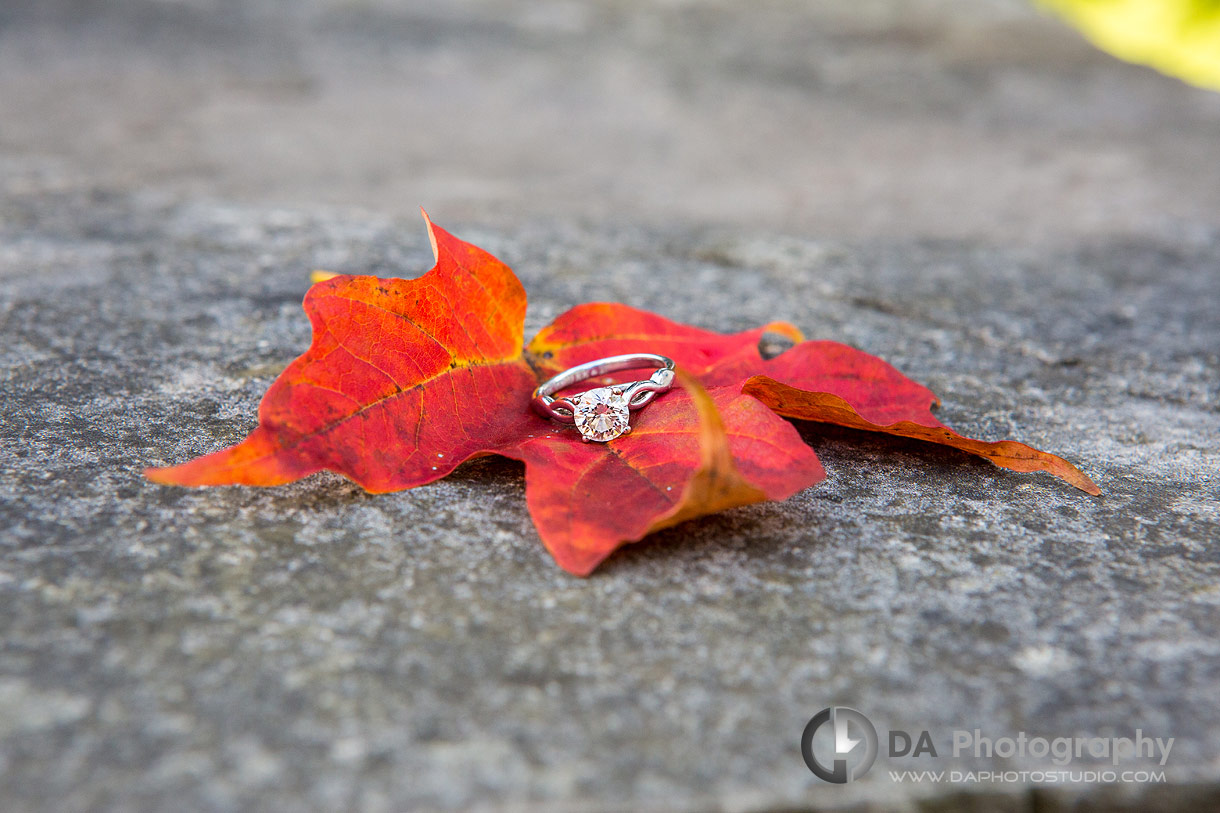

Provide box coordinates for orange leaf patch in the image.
[147,215,1098,575]
[741,341,1099,496]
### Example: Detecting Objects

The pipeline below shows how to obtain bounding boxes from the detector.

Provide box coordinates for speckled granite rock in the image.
[1,1,1219,811]
[1,192,1217,812]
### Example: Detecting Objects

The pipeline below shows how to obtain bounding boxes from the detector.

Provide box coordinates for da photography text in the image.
[801,707,1173,785]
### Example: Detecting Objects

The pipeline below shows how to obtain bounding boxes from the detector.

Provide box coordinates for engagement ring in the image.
[531,353,676,442]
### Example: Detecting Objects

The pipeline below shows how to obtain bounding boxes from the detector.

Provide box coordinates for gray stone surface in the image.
[1,1,1219,812]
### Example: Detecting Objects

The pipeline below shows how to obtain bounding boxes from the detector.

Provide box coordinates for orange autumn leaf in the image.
[147,212,538,491]
[147,214,823,575]
[147,215,1098,576]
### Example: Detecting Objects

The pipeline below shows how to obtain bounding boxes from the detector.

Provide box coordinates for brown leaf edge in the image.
[743,377,1101,496]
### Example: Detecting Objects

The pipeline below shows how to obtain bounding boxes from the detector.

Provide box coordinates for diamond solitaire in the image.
[530,353,675,443]
[572,387,632,442]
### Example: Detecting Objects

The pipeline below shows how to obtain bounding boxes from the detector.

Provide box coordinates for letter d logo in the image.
[801,707,879,783]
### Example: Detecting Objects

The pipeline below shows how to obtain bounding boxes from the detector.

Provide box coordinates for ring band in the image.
[531,353,676,442]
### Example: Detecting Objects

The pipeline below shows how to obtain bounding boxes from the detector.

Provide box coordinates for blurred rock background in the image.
[3,0,1220,242]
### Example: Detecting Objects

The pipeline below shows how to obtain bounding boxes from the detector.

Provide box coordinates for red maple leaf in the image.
[147,215,1099,575]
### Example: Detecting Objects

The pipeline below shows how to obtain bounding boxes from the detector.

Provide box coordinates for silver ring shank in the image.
[534,353,673,398]
[531,353,675,423]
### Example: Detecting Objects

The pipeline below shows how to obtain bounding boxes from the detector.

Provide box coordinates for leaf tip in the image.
[1066,468,1103,497]
[420,207,439,261]
[143,460,207,487]
[140,429,303,488]
[555,552,603,578]
[142,465,175,485]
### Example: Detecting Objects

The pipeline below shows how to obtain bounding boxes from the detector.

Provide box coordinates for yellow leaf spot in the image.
[1039,0,1220,91]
